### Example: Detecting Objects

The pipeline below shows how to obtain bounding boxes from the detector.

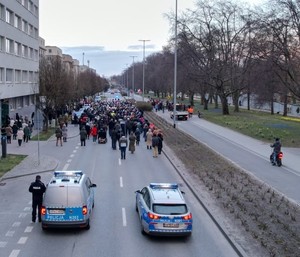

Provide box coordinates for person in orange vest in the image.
[188,106,194,118]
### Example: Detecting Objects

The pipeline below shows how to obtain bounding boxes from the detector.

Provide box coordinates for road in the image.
[153,108,300,205]
[0,105,242,256]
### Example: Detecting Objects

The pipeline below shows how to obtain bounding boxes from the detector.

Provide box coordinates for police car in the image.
[41,171,96,230]
[135,183,193,236]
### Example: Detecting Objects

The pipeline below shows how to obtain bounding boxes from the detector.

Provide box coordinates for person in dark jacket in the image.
[271,138,281,164]
[111,127,118,150]
[157,131,163,154]
[119,135,128,159]
[80,127,87,146]
[29,175,46,222]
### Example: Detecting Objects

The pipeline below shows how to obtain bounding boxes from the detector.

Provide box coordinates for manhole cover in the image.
[0,182,6,186]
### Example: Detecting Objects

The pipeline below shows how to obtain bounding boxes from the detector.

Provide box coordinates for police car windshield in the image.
[153,204,187,215]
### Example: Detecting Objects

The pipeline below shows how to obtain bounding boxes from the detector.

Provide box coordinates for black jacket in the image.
[29,180,46,202]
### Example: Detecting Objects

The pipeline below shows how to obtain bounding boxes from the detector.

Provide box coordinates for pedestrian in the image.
[128,131,136,154]
[152,132,159,158]
[5,124,13,144]
[12,122,18,140]
[23,124,30,142]
[111,127,117,150]
[143,122,149,141]
[91,124,98,143]
[80,126,87,146]
[17,127,24,146]
[55,126,63,146]
[157,130,163,154]
[62,124,68,142]
[146,129,153,149]
[28,175,46,223]
[85,122,91,140]
[135,127,141,146]
[119,135,128,159]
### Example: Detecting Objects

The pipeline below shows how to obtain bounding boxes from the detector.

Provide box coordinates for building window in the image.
[6,9,13,25]
[14,42,21,55]
[22,19,27,33]
[29,47,33,59]
[16,97,23,109]
[0,4,4,20]
[22,44,28,57]
[22,70,28,82]
[6,38,14,54]
[6,69,14,82]
[15,70,21,83]
[0,67,4,83]
[0,36,4,51]
[14,15,21,29]
[24,95,29,106]
[29,71,33,82]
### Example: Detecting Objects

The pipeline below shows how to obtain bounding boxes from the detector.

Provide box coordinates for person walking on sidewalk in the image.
[29,175,46,223]
[62,124,68,142]
[119,135,128,159]
[146,129,153,150]
[128,131,136,154]
[17,127,24,146]
[152,132,159,158]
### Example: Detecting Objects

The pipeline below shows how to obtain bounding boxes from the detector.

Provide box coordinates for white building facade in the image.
[0,0,39,126]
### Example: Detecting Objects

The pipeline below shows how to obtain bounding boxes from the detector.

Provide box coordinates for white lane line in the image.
[24,226,33,233]
[70,154,75,158]
[9,250,20,257]
[120,177,123,188]
[73,150,77,153]
[119,158,121,165]
[12,222,21,227]
[23,207,31,211]
[17,237,27,244]
[5,231,15,237]
[28,200,32,205]
[67,159,72,163]
[19,213,27,218]
[63,163,69,171]
[0,241,7,248]
[122,208,127,227]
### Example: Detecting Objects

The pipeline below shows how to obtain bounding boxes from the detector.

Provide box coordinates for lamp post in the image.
[139,39,150,102]
[130,55,137,99]
[173,0,178,128]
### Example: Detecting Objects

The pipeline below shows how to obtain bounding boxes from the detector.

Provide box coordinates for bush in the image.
[136,101,153,112]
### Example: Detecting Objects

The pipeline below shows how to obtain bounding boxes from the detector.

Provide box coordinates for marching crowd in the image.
[54,99,163,159]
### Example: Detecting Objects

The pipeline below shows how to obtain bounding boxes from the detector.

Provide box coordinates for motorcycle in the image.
[270,148,283,167]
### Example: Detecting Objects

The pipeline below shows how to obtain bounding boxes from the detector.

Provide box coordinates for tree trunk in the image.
[220,94,230,115]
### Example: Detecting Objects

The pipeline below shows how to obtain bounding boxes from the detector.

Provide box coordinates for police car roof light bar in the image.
[149,183,178,189]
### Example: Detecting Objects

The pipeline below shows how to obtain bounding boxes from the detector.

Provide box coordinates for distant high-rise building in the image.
[0,0,39,126]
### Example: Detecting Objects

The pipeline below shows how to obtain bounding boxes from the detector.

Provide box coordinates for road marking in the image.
[120,177,123,188]
[19,213,27,218]
[24,226,33,233]
[28,200,32,205]
[9,250,20,257]
[67,159,72,163]
[23,207,31,211]
[119,158,121,165]
[12,222,21,227]
[5,231,15,237]
[63,163,70,171]
[0,241,7,248]
[70,154,75,158]
[17,237,27,244]
[122,208,127,227]
[73,150,77,153]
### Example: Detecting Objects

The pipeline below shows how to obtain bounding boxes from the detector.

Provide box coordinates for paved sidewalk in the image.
[0,125,79,181]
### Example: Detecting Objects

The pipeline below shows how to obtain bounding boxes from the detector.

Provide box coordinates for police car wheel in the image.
[85,220,90,230]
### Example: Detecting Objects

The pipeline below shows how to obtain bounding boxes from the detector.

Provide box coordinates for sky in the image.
[39,0,261,77]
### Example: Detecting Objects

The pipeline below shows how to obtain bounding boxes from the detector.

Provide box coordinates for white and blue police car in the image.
[135,183,193,236]
[41,171,96,230]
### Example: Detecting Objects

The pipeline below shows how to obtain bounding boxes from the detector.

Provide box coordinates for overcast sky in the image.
[39,0,261,77]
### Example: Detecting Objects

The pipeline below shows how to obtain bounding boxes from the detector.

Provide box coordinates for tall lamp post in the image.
[139,39,150,102]
[130,55,137,99]
[173,0,178,128]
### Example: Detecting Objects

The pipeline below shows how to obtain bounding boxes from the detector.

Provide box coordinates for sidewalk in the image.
[0,125,79,181]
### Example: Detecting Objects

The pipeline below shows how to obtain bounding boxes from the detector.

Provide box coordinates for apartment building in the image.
[0,0,39,127]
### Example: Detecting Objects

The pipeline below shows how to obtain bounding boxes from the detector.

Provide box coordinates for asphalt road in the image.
[0,123,241,257]
[154,109,300,205]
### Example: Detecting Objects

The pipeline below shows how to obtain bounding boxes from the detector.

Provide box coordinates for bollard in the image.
[1,128,7,158]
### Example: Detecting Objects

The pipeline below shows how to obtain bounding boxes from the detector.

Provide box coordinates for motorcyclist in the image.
[271,138,281,164]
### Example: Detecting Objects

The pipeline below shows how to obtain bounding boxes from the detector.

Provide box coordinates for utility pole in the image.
[130,56,137,99]
[139,40,150,102]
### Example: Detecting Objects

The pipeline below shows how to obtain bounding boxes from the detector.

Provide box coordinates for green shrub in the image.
[136,101,153,112]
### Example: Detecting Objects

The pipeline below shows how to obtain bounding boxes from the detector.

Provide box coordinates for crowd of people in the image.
[1,113,34,147]
[62,99,164,159]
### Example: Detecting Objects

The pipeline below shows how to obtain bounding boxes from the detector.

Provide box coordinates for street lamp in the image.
[130,55,137,99]
[173,0,178,128]
[139,39,150,102]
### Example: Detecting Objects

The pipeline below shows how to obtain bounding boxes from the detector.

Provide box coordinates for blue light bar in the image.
[54,171,83,177]
[149,183,178,189]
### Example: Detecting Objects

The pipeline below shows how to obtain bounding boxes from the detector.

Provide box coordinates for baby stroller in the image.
[98,128,107,144]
